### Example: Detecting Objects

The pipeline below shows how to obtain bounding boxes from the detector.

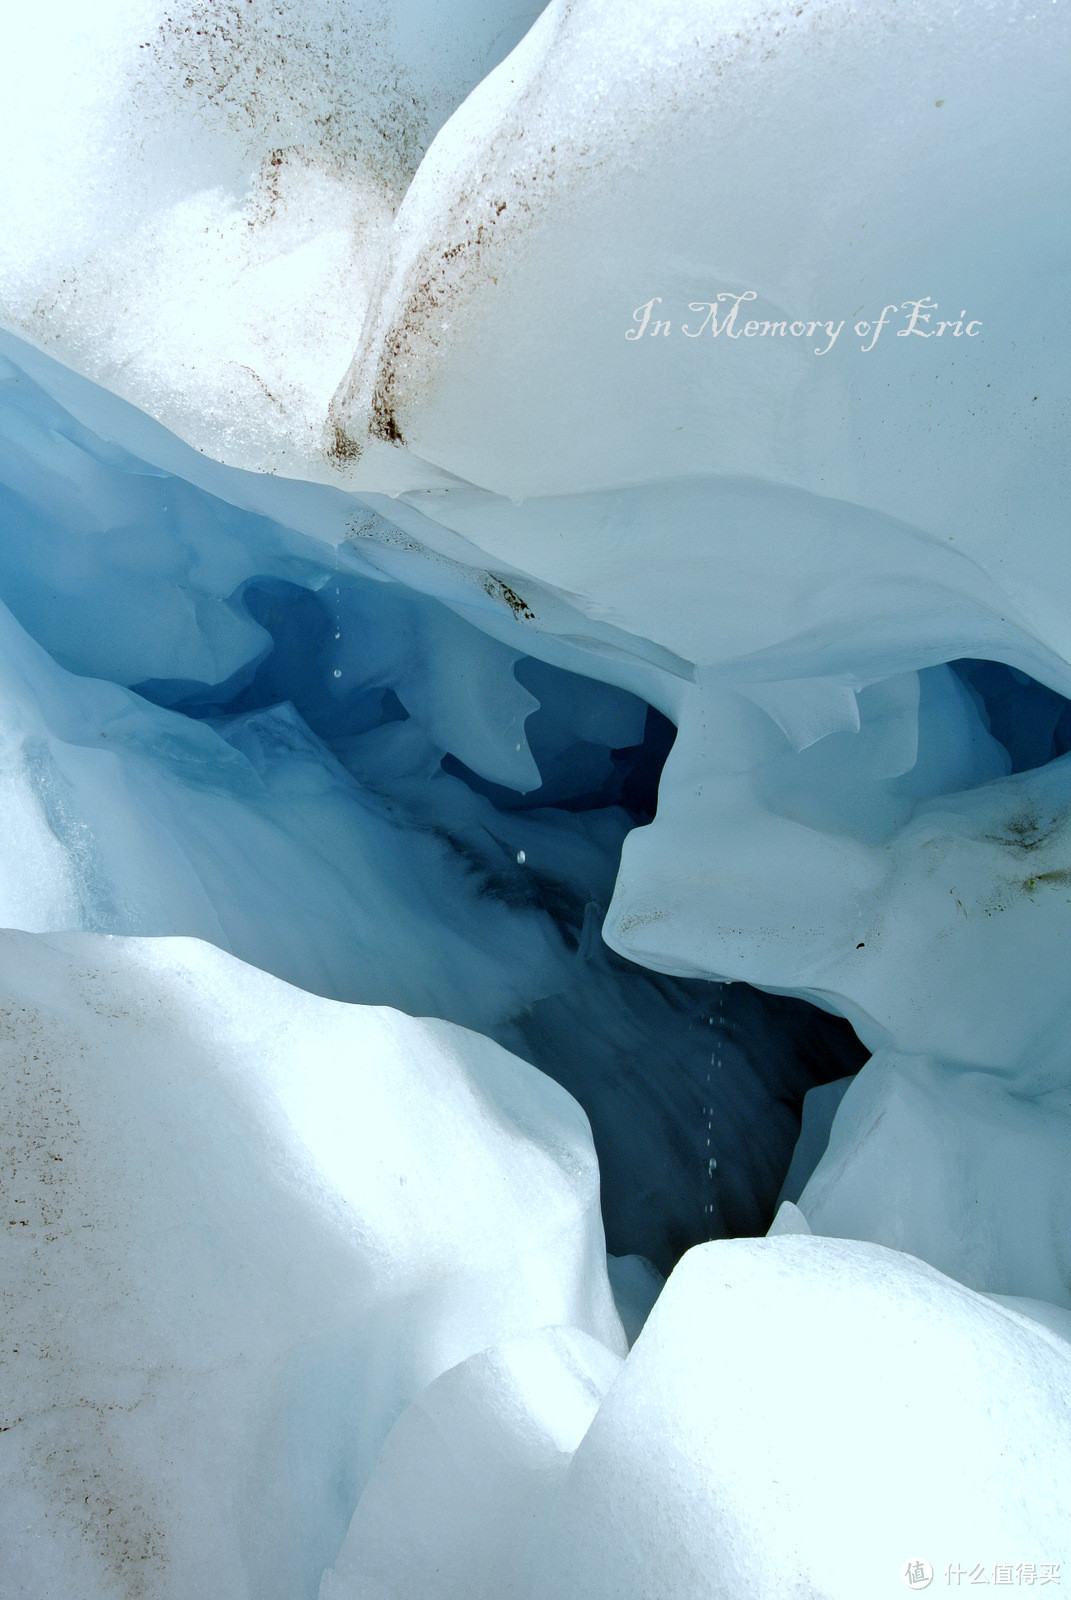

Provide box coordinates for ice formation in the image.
[526,1238,1071,1600]
[0,930,621,1599]
[0,0,1069,1595]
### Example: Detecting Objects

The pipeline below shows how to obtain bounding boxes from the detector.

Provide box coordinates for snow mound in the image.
[0,927,622,1600]
[528,1235,1071,1600]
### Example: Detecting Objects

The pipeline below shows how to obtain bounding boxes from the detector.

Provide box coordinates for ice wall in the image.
[0,332,865,1271]
[321,0,1071,1331]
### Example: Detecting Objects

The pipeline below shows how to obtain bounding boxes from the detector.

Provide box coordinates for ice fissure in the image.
[0,1,1069,1597]
[0,361,869,1272]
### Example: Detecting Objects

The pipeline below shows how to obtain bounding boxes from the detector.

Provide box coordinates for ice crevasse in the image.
[0,2,1069,1597]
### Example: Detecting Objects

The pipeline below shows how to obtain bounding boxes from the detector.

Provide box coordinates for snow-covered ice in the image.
[320,1236,1071,1600]
[0,929,622,1599]
[527,1237,1071,1600]
[0,0,547,477]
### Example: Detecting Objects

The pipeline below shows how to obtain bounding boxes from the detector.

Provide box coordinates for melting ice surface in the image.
[0,2,1070,1598]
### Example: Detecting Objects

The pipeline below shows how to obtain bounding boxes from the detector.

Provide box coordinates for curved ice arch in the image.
[605,666,1071,1077]
[0,340,867,1269]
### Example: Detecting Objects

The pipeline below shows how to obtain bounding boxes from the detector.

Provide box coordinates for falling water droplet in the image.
[333,669,342,679]
[516,850,526,865]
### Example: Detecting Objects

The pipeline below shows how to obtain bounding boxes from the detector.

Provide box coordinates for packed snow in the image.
[0,930,622,1599]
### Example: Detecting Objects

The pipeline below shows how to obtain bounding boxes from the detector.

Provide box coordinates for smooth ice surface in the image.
[330,0,1071,678]
[605,1253,664,1347]
[766,1200,811,1238]
[0,351,283,688]
[0,928,623,1600]
[527,1236,1071,1600]
[777,1077,853,1207]
[320,1325,621,1600]
[798,1052,1071,1308]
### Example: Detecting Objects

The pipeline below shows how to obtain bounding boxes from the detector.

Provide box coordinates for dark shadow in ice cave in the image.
[137,575,868,1276]
[950,659,1071,773]
[128,584,1071,1277]
[8,342,1071,1282]
[133,591,1071,1274]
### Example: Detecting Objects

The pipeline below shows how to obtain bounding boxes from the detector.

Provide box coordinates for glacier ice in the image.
[526,1238,1071,1600]
[776,1078,853,1208]
[319,1324,622,1600]
[325,1237,1071,1600]
[0,928,622,1599]
[0,329,869,1272]
[604,1252,664,1347]
[0,0,547,478]
[0,0,1069,1594]
[798,1052,1071,1308]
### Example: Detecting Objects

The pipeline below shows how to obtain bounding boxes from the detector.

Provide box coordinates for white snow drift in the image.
[0,929,622,1600]
[323,1236,1071,1600]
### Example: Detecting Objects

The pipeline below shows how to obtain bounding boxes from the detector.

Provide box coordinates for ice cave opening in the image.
[129,568,1071,1278]
[3,323,1071,1295]
[0,337,871,1281]
[135,570,873,1275]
